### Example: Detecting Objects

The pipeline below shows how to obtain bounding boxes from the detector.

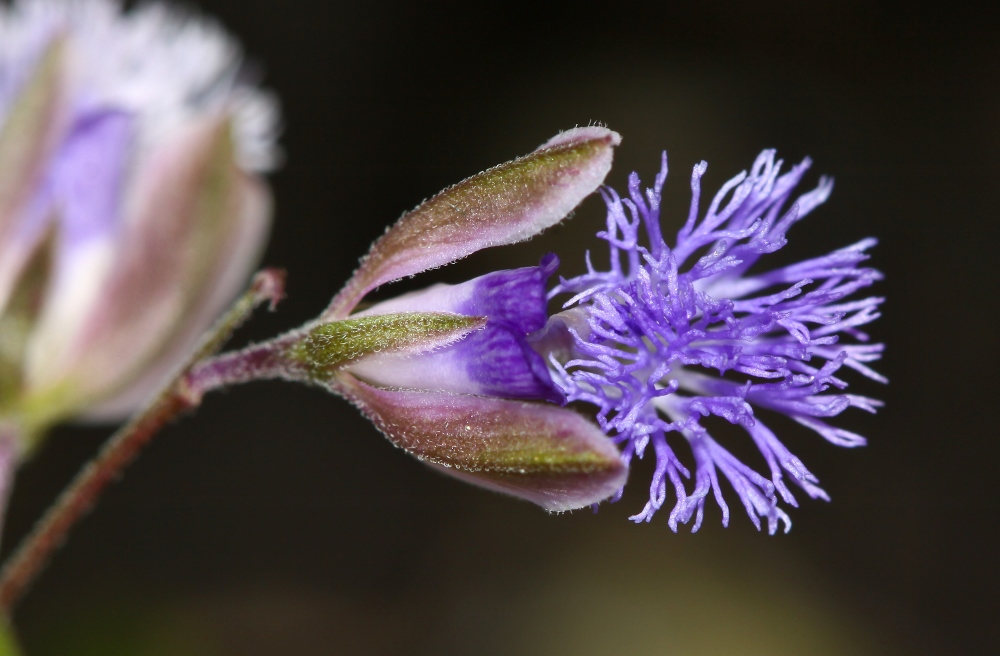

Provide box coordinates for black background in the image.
[4,1,999,654]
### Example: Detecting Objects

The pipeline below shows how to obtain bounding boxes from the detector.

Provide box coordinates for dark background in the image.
[4,1,998,654]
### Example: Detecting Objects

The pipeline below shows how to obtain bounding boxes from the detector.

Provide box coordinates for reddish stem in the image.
[0,268,285,614]
[0,391,193,612]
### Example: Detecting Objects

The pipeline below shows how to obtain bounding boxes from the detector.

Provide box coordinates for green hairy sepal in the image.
[288,312,486,380]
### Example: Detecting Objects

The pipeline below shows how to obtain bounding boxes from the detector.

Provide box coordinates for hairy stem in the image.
[0,268,285,614]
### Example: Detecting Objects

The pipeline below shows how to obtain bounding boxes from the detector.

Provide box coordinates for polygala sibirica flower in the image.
[194,128,883,530]
[0,0,278,456]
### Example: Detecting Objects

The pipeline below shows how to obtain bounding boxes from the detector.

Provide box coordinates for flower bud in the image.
[0,0,278,444]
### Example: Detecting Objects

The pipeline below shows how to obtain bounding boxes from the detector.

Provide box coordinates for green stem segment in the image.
[0,268,286,614]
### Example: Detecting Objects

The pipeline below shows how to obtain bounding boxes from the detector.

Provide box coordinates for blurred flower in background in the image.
[0,0,278,456]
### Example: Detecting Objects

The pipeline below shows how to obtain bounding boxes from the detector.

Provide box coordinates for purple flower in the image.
[546,151,885,533]
[0,0,278,442]
[195,129,882,527]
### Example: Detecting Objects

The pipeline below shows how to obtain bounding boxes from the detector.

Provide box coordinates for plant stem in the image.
[0,430,19,552]
[0,269,285,614]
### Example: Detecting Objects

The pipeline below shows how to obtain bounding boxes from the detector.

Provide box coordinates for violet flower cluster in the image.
[547,152,885,533]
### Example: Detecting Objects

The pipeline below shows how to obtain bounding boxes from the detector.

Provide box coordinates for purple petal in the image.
[52,110,131,244]
[23,111,133,392]
[348,255,561,401]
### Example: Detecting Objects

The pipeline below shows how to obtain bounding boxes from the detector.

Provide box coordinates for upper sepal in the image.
[335,373,627,512]
[324,127,621,319]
